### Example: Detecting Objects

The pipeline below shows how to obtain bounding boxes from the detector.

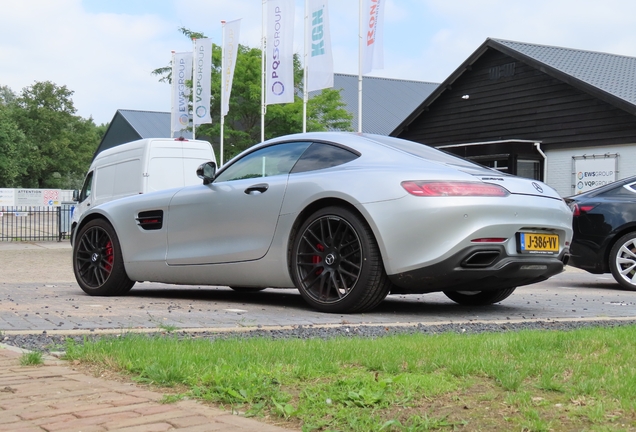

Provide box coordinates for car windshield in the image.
[365,134,487,169]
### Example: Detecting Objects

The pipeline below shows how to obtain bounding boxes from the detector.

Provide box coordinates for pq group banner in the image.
[573,157,617,194]
[266,0,295,105]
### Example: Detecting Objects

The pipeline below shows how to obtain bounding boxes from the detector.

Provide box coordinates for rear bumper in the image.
[389,245,570,294]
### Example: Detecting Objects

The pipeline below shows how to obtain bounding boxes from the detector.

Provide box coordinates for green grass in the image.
[20,351,44,366]
[63,325,636,431]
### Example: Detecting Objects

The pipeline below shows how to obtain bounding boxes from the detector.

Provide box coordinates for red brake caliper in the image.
[104,241,114,272]
[313,244,324,275]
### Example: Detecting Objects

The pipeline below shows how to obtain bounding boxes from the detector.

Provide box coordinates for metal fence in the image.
[0,205,74,242]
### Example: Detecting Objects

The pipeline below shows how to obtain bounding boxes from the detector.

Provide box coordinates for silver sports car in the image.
[72,132,573,313]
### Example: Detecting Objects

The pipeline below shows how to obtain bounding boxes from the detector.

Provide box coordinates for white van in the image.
[71,138,215,239]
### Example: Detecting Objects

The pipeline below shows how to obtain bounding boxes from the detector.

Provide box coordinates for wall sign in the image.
[572,154,618,195]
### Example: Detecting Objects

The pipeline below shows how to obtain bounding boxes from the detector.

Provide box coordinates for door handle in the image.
[244,183,269,194]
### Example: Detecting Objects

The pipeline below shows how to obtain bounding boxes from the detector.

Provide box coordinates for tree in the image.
[0,103,28,187]
[6,81,100,188]
[153,28,352,161]
[0,85,16,105]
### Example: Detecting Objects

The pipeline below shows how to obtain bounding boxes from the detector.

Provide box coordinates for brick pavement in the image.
[0,344,296,432]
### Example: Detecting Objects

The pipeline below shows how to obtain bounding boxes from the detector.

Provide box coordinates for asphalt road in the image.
[1,243,635,334]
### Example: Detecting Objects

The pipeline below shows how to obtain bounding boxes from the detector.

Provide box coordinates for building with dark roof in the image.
[94,109,193,158]
[393,38,636,197]
[324,73,438,135]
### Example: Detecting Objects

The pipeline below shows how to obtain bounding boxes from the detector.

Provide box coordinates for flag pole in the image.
[302,0,309,133]
[220,20,226,166]
[261,0,267,142]
[357,0,363,133]
[192,38,197,140]
[170,50,175,138]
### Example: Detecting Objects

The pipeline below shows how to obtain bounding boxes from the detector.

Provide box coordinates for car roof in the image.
[572,174,636,198]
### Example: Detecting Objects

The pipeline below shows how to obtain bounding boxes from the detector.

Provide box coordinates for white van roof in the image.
[94,138,213,161]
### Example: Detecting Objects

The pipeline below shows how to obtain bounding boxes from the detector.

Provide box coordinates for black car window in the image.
[598,183,636,198]
[214,142,311,182]
[291,142,359,173]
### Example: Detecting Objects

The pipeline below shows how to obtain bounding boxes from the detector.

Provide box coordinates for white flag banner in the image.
[171,51,193,133]
[193,38,212,125]
[361,0,384,75]
[222,19,241,116]
[266,0,295,105]
[306,0,333,92]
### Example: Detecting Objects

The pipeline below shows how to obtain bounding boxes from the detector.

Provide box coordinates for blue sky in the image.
[2,0,636,125]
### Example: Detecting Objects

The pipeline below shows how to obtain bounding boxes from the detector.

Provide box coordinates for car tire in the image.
[443,288,517,305]
[291,206,391,313]
[73,219,135,296]
[609,232,636,291]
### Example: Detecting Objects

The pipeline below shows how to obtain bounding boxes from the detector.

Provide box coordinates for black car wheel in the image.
[73,219,135,296]
[291,206,391,313]
[609,232,636,291]
[444,288,516,305]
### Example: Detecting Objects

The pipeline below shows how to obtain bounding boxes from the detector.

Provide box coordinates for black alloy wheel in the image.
[291,206,391,313]
[73,219,135,296]
[609,231,636,291]
[443,288,517,306]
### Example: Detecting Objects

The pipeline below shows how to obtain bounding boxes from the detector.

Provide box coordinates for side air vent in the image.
[136,210,163,230]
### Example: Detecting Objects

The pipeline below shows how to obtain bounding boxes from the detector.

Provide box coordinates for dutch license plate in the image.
[519,233,559,254]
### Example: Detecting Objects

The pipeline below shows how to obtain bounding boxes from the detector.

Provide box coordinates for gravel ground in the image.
[3,319,636,354]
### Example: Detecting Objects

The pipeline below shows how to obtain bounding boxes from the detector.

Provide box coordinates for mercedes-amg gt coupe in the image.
[72,132,573,313]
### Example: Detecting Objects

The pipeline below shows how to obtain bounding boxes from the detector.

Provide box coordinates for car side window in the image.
[291,142,359,173]
[600,183,636,198]
[79,171,93,202]
[214,142,311,183]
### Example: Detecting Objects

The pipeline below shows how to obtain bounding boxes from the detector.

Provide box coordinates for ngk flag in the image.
[171,51,193,133]
[193,38,212,125]
[222,19,241,116]
[361,0,384,75]
[266,0,295,105]
[306,0,333,92]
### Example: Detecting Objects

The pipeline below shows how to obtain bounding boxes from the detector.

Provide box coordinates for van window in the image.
[79,171,93,202]
[95,159,141,200]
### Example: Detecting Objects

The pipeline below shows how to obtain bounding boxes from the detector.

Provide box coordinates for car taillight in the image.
[570,203,597,216]
[401,181,509,197]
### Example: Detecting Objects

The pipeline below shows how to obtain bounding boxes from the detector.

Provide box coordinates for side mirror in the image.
[197,161,217,185]
[72,190,79,201]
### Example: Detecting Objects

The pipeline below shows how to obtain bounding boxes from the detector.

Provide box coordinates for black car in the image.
[565,175,636,290]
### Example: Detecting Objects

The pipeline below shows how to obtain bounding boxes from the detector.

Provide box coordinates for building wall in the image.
[546,143,636,197]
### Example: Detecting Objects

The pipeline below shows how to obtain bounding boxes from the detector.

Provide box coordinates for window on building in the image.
[517,159,541,180]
